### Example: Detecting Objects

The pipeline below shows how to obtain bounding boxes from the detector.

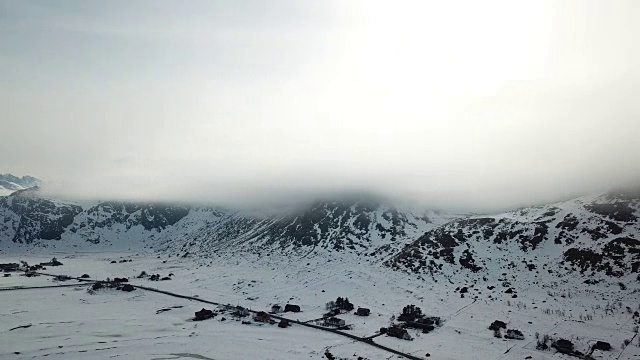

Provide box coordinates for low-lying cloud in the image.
[1,1,639,211]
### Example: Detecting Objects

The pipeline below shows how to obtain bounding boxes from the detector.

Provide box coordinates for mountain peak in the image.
[0,173,42,196]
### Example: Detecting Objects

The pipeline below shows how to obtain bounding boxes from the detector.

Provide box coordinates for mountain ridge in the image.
[1,186,638,282]
[0,173,41,196]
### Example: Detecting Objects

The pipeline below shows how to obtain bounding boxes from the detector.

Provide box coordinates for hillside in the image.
[388,190,640,281]
[1,187,639,283]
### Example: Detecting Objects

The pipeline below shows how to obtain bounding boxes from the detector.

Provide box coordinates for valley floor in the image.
[1,252,639,360]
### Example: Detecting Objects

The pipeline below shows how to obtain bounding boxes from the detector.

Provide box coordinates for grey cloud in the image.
[1,1,639,212]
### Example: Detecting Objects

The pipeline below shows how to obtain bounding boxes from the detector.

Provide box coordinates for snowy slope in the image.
[157,198,459,261]
[1,187,639,283]
[388,190,640,282]
[1,252,638,360]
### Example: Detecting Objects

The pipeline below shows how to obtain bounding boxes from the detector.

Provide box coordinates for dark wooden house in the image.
[284,304,301,313]
[324,317,346,327]
[552,339,574,354]
[194,308,215,321]
[387,325,412,340]
[355,307,370,316]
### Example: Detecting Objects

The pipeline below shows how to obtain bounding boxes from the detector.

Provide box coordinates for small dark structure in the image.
[398,305,423,322]
[254,311,275,324]
[355,307,370,316]
[110,260,117,264]
[121,284,135,292]
[232,306,250,318]
[284,304,301,313]
[278,319,291,328]
[405,316,441,333]
[335,297,354,312]
[591,341,611,352]
[552,339,575,354]
[489,320,507,331]
[324,308,341,317]
[504,329,524,340]
[40,258,63,267]
[270,304,282,314]
[113,277,128,283]
[80,274,91,279]
[387,325,412,340]
[161,276,171,281]
[92,282,104,290]
[406,321,435,333]
[194,308,215,321]
[149,274,160,281]
[324,317,346,327]
[0,263,20,272]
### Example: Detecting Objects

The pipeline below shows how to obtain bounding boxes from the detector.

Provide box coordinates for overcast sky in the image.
[1,0,639,210]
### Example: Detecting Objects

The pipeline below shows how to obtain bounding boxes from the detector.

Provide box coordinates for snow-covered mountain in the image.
[0,187,194,250]
[0,185,638,281]
[0,173,41,196]
[387,189,640,280]
[158,197,457,260]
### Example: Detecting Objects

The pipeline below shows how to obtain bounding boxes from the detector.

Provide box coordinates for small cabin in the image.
[270,304,282,314]
[355,308,370,316]
[592,341,611,352]
[388,326,412,340]
[324,317,346,327]
[195,308,215,321]
[505,329,524,340]
[40,258,63,267]
[552,339,574,354]
[284,304,301,313]
[0,263,20,272]
[406,321,435,333]
[121,284,135,292]
[232,306,250,318]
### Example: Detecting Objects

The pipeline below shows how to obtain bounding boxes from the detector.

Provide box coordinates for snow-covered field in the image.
[1,252,639,360]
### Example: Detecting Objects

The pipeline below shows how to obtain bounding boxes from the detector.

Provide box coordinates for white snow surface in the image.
[1,252,639,360]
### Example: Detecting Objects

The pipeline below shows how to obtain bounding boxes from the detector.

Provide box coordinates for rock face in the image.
[0,188,190,248]
[160,197,456,259]
[1,185,639,280]
[0,174,41,192]
[0,187,82,243]
[387,190,640,278]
